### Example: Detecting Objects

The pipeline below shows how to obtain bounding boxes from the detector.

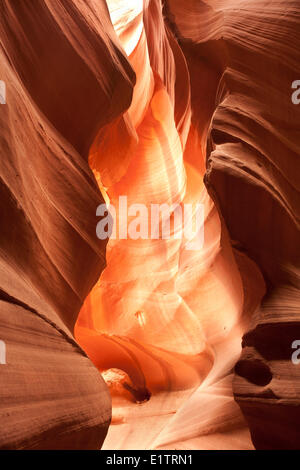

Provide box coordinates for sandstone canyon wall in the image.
[165,0,300,449]
[0,0,135,449]
[0,0,299,450]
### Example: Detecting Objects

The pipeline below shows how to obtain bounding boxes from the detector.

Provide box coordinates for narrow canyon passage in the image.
[0,0,299,451]
[75,0,262,449]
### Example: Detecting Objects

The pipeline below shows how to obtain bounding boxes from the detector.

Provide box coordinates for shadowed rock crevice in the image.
[235,359,272,387]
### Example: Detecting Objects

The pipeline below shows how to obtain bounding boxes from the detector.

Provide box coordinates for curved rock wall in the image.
[0,0,135,449]
[0,0,299,450]
[166,0,300,449]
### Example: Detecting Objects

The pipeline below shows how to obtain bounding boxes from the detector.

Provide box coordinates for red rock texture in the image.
[0,0,299,450]
[0,0,135,449]
[165,0,300,449]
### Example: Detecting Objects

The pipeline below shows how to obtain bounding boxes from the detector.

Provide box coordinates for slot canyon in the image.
[0,0,299,450]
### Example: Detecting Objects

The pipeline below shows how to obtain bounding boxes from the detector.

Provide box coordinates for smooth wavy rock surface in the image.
[165,0,300,449]
[77,0,259,450]
[0,0,299,450]
[0,0,136,449]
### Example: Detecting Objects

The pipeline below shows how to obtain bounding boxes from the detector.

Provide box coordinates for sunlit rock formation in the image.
[0,0,299,450]
[75,0,259,450]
